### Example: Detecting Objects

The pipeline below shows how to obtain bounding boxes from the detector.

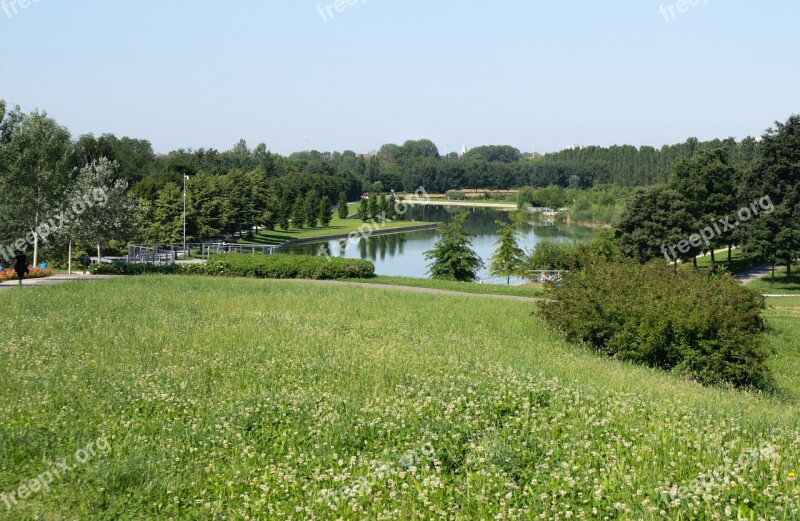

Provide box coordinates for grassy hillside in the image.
[349,276,545,298]
[0,278,799,519]
[750,268,800,295]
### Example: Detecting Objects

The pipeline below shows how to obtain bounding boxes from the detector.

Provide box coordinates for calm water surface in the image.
[284,206,595,280]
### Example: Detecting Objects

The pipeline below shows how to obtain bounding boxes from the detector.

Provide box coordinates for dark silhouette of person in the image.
[13,250,29,286]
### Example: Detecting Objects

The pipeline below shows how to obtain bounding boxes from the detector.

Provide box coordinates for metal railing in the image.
[523,270,568,283]
[127,243,280,265]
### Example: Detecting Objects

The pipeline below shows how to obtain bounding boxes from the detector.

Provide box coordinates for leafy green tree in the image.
[304,190,320,227]
[424,212,484,282]
[616,186,695,267]
[278,193,292,230]
[359,197,370,222]
[368,193,380,221]
[527,239,582,271]
[0,108,73,265]
[133,198,157,243]
[319,196,333,227]
[337,191,349,220]
[669,149,738,266]
[381,195,393,221]
[386,194,398,221]
[247,168,276,232]
[152,182,183,243]
[740,115,800,279]
[222,169,256,237]
[489,222,525,284]
[63,158,133,262]
[187,173,225,241]
[292,198,306,229]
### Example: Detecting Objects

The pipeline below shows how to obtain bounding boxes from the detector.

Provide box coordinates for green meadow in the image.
[750,268,800,295]
[1,277,799,519]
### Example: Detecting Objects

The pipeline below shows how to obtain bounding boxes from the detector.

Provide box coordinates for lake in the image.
[284,205,595,281]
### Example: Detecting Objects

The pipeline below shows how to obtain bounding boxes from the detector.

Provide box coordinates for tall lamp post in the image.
[183,174,189,259]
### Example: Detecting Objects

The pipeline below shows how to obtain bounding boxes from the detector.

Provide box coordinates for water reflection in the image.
[284,206,594,279]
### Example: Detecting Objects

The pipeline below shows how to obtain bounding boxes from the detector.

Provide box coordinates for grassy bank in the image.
[0,277,799,519]
[240,203,437,246]
[687,247,765,273]
[750,266,800,295]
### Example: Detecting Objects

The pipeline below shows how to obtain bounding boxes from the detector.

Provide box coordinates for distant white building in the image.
[460,145,468,156]
[564,144,588,151]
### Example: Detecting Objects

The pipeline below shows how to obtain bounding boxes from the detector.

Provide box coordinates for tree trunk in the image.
[692,256,697,269]
[68,241,72,275]
[772,263,776,282]
[727,244,733,265]
[97,243,101,265]
[710,249,716,269]
[788,263,793,280]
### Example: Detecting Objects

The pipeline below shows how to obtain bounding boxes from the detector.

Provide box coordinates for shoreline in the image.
[403,200,517,210]
[273,223,440,250]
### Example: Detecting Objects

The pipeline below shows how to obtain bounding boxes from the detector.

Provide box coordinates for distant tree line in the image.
[0,96,789,266]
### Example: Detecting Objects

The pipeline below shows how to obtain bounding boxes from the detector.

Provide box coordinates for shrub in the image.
[526,236,620,272]
[91,254,376,280]
[90,263,184,276]
[538,260,771,388]
[0,267,54,282]
[207,254,375,280]
[446,190,467,200]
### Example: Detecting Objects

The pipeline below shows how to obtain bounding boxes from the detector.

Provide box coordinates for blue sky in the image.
[1,0,798,155]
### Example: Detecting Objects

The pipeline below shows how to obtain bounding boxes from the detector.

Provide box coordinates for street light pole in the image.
[183,174,188,259]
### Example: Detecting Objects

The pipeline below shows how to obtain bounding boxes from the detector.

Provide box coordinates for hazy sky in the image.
[2,0,798,155]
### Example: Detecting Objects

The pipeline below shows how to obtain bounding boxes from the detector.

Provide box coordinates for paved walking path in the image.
[0,274,113,288]
[0,273,546,302]
[736,264,777,285]
[3,271,791,301]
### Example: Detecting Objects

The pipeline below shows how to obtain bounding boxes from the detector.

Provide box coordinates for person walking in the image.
[13,250,29,286]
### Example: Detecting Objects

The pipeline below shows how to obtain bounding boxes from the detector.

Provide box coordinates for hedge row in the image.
[538,260,770,388]
[89,263,184,276]
[0,267,54,282]
[91,254,375,280]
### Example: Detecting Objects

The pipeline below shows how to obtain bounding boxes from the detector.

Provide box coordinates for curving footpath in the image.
[0,274,546,302]
[0,274,114,288]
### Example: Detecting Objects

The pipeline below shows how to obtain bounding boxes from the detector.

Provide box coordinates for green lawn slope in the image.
[0,277,798,519]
